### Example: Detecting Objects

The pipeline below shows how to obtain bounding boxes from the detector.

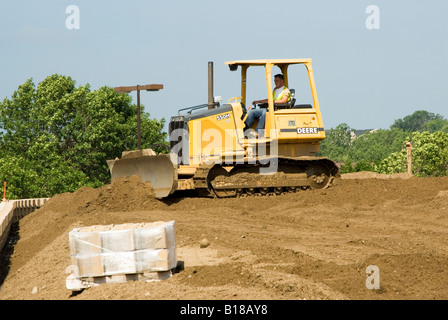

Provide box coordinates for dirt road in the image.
[1,173,448,300]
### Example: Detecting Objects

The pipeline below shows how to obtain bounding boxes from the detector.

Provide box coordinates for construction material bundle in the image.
[66,221,176,290]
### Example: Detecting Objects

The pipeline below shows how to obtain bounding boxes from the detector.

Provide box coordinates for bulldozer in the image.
[107,59,340,199]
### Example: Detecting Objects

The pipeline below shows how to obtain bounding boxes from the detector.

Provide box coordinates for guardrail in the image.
[0,198,49,250]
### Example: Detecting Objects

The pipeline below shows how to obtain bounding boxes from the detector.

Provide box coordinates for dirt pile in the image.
[1,173,448,300]
[43,175,164,216]
[433,189,448,210]
[341,171,412,179]
[0,176,165,284]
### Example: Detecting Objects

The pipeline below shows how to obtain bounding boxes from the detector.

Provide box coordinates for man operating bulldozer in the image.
[245,73,291,138]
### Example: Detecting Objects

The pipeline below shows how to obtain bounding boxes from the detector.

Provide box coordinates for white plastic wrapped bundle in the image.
[69,221,176,278]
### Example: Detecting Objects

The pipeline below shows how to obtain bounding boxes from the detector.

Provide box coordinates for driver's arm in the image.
[252,98,268,105]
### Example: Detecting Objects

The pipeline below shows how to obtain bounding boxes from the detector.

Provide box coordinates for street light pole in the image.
[136,85,141,149]
[113,84,163,150]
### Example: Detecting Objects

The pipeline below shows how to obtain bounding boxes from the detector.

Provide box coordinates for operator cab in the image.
[225,59,325,142]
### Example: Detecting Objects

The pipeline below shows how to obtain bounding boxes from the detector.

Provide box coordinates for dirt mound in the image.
[432,189,448,210]
[1,175,448,300]
[341,171,412,179]
[43,175,163,215]
[0,175,165,279]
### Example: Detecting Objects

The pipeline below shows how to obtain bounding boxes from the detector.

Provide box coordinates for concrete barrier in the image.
[0,202,14,251]
[11,198,49,222]
[0,198,49,251]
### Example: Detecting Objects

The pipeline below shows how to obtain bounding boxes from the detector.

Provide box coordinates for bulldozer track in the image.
[192,163,215,197]
[234,185,312,198]
[192,157,339,198]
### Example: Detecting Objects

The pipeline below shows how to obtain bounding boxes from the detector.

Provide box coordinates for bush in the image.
[375,131,448,177]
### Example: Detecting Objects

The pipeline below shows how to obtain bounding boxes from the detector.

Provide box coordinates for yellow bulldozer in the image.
[107,59,340,198]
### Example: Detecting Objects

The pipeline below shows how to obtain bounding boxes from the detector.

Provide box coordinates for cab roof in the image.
[225,59,311,66]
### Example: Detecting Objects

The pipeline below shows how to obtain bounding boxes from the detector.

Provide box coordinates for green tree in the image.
[318,123,353,162]
[0,79,37,156]
[319,125,408,172]
[412,131,448,177]
[374,150,407,175]
[375,131,448,177]
[422,119,448,133]
[347,128,408,163]
[0,74,167,198]
[391,110,444,132]
[0,156,40,199]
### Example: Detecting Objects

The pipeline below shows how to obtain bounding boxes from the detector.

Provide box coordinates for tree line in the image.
[0,75,167,199]
[318,110,448,177]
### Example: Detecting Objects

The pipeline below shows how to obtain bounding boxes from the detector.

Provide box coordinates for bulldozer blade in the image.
[107,154,178,199]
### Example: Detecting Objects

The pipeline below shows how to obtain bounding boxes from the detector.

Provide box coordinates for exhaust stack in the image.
[208,61,214,109]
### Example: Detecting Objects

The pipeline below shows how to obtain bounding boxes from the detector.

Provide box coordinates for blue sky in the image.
[1,0,447,131]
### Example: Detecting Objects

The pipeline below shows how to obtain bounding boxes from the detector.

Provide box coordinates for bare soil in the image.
[1,173,448,300]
